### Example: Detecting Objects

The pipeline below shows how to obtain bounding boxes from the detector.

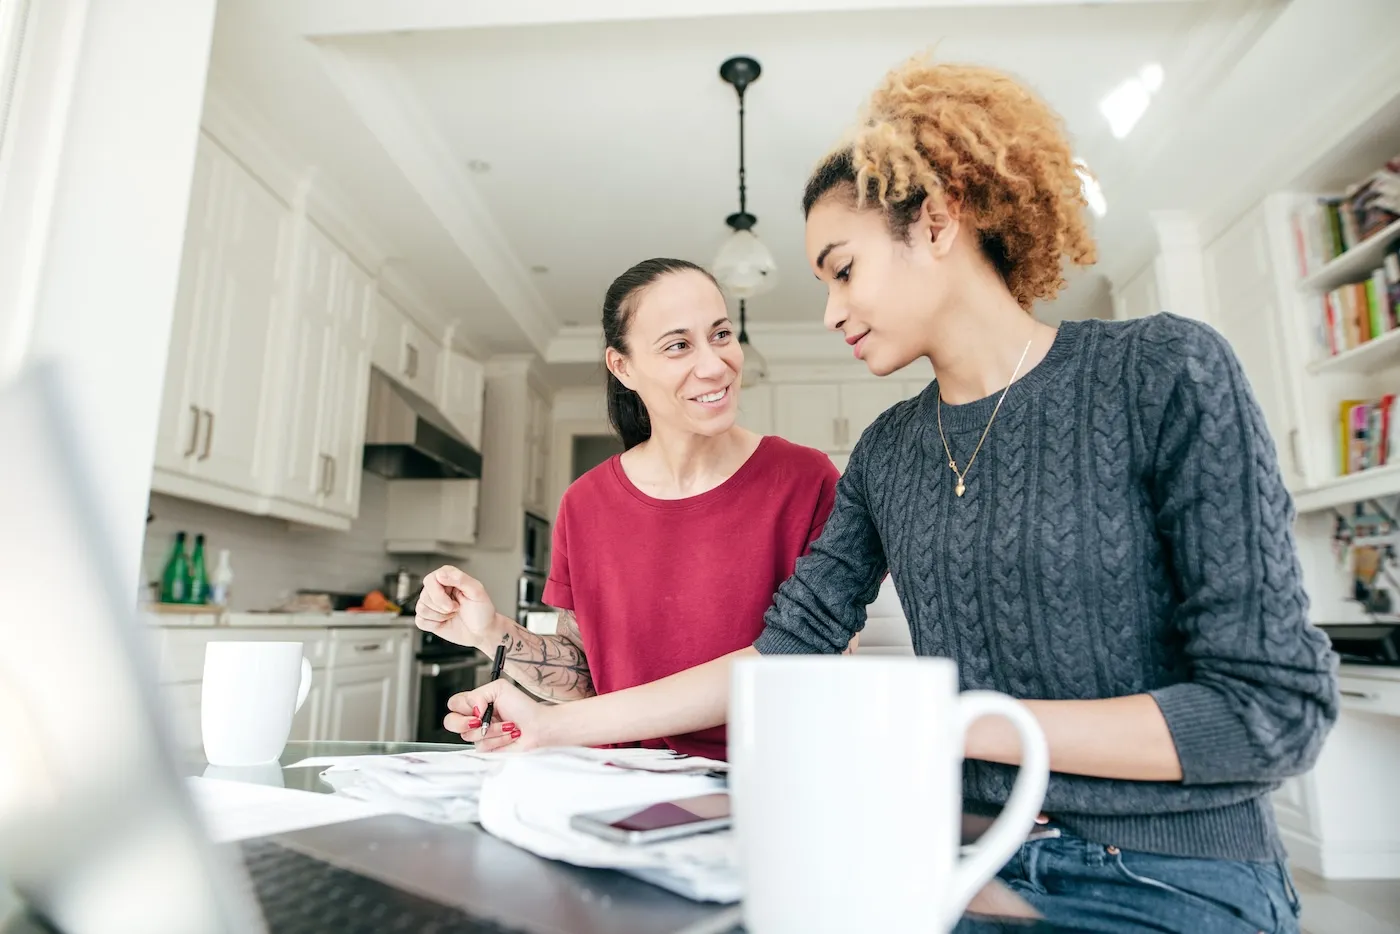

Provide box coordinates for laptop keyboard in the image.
[239,837,529,933]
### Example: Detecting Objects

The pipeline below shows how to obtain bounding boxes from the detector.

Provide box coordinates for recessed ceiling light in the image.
[530,265,549,274]
[467,159,491,174]
[1075,159,1108,218]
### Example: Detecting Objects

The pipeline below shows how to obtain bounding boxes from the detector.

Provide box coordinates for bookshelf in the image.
[1300,217,1400,293]
[1307,327,1400,376]
[1293,462,1400,514]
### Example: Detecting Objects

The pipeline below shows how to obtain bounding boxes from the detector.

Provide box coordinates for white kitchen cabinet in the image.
[440,351,486,448]
[773,381,905,453]
[386,479,478,556]
[153,133,287,498]
[774,383,841,450]
[319,261,375,519]
[373,294,442,403]
[737,383,773,435]
[524,387,552,515]
[271,223,375,524]
[150,624,413,747]
[324,663,398,742]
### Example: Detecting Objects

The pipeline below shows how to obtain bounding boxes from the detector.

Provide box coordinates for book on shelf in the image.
[1292,153,1400,276]
[1339,394,1396,476]
[1311,245,1400,356]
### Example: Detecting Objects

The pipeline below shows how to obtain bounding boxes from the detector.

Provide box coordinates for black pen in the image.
[479,643,507,737]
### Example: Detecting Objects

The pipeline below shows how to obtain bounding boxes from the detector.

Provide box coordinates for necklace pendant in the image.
[955,479,966,497]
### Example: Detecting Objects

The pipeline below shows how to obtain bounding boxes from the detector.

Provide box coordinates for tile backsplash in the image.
[143,471,404,611]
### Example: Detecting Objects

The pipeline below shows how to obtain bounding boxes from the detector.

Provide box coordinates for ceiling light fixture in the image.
[1099,62,1164,140]
[714,55,774,389]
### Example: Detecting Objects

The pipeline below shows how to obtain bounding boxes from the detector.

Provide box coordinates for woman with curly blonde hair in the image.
[426,57,1335,932]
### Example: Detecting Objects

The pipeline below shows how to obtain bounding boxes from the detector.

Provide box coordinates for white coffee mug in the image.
[201,641,312,766]
[729,656,1049,934]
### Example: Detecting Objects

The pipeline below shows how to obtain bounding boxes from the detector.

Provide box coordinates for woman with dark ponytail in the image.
[416,256,846,760]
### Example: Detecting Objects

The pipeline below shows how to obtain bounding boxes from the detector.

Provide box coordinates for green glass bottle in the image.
[188,533,210,605]
[160,531,190,604]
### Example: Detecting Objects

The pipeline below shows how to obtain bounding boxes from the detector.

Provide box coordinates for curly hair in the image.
[803,56,1097,310]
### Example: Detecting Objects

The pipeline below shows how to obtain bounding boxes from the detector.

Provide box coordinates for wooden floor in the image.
[1296,869,1400,933]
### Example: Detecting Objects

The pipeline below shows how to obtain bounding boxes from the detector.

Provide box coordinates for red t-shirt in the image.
[543,436,839,760]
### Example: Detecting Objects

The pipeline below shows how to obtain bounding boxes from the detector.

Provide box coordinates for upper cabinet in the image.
[524,387,552,516]
[772,380,919,455]
[151,128,480,532]
[440,351,486,448]
[373,294,441,403]
[269,223,376,525]
[153,134,288,501]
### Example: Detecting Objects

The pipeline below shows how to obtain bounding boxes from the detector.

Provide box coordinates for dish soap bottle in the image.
[188,533,210,604]
[160,531,190,604]
[210,549,234,608]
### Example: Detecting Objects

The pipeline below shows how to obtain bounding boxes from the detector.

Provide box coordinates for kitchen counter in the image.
[143,608,413,629]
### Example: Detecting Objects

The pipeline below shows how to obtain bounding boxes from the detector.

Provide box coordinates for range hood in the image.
[362,369,483,480]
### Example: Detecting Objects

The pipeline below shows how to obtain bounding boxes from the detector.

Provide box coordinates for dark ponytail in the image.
[603,257,719,450]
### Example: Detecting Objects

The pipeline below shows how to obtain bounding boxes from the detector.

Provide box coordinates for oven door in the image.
[416,655,491,744]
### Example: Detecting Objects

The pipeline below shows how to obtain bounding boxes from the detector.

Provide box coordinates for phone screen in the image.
[607,793,730,832]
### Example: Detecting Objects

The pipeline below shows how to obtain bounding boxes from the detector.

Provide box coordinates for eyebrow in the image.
[815,240,847,274]
[653,317,732,345]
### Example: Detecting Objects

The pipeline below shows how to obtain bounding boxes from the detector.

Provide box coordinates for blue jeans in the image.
[957,830,1303,933]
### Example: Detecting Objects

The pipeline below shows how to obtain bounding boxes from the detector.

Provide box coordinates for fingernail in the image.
[511,730,522,739]
[466,718,481,729]
[501,722,516,732]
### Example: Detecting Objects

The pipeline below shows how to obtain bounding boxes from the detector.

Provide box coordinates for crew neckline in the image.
[919,319,1087,433]
[608,434,775,510]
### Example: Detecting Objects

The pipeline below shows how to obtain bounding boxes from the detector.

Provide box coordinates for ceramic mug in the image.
[201,641,311,766]
[729,655,1048,934]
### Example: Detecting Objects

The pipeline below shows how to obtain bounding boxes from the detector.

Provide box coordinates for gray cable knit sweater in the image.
[753,312,1340,861]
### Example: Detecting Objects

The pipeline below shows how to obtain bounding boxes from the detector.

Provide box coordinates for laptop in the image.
[0,365,737,934]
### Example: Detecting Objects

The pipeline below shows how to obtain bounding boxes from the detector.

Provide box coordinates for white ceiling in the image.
[205,0,1400,366]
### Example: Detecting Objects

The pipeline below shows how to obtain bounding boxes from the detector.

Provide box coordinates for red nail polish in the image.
[511,730,522,739]
[501,722,516,732]
[467,718,481,729]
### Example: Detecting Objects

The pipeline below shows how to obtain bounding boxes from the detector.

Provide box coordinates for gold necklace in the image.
[936,338,1034,498]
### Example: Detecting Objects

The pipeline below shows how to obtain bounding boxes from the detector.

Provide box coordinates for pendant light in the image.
[714,56,775,388]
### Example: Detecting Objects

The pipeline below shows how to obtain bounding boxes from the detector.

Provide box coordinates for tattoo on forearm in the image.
[499,610,594,701]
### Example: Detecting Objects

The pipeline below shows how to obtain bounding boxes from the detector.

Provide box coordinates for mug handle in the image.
[294,657,313,713]
[943,691,1049,929]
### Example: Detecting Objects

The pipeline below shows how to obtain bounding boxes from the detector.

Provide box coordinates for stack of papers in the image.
[187,777,391,842]
[285,746,727,828]
[476,751,740,903]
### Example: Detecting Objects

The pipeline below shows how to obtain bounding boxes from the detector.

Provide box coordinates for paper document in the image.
[477,752,739,903]
[187,776,390,843]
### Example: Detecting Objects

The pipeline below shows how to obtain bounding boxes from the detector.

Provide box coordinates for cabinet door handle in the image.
[1340,689,1379,701]
[327,455,336,495]
[1288,428,1303,479]
[185,405,201,457]
[354,642,384,653]
[405,344,418,379]
[199,409,214,461]
[842,417,851,448]
[319,454,331,495]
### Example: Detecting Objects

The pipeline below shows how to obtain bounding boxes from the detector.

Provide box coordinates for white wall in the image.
[142,471,401,611]
[0,0,218,604]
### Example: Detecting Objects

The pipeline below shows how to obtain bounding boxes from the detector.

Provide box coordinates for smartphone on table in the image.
[569,792,731,845]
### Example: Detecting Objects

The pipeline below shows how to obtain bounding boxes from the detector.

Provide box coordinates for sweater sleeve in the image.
[1144,317,1339,785]
[754,417,890,655]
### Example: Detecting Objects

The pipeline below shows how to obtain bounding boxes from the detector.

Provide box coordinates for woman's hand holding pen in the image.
[445,680,540,750]
[415,565,500,649]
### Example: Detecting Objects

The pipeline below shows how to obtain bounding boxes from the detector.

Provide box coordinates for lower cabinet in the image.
[151,624,414,752]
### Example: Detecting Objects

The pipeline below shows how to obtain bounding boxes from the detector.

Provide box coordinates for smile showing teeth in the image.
[694,388,728,404]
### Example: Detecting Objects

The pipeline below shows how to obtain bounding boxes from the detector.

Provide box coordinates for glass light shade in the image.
[714,229,778,298]
[740,335,768,388]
